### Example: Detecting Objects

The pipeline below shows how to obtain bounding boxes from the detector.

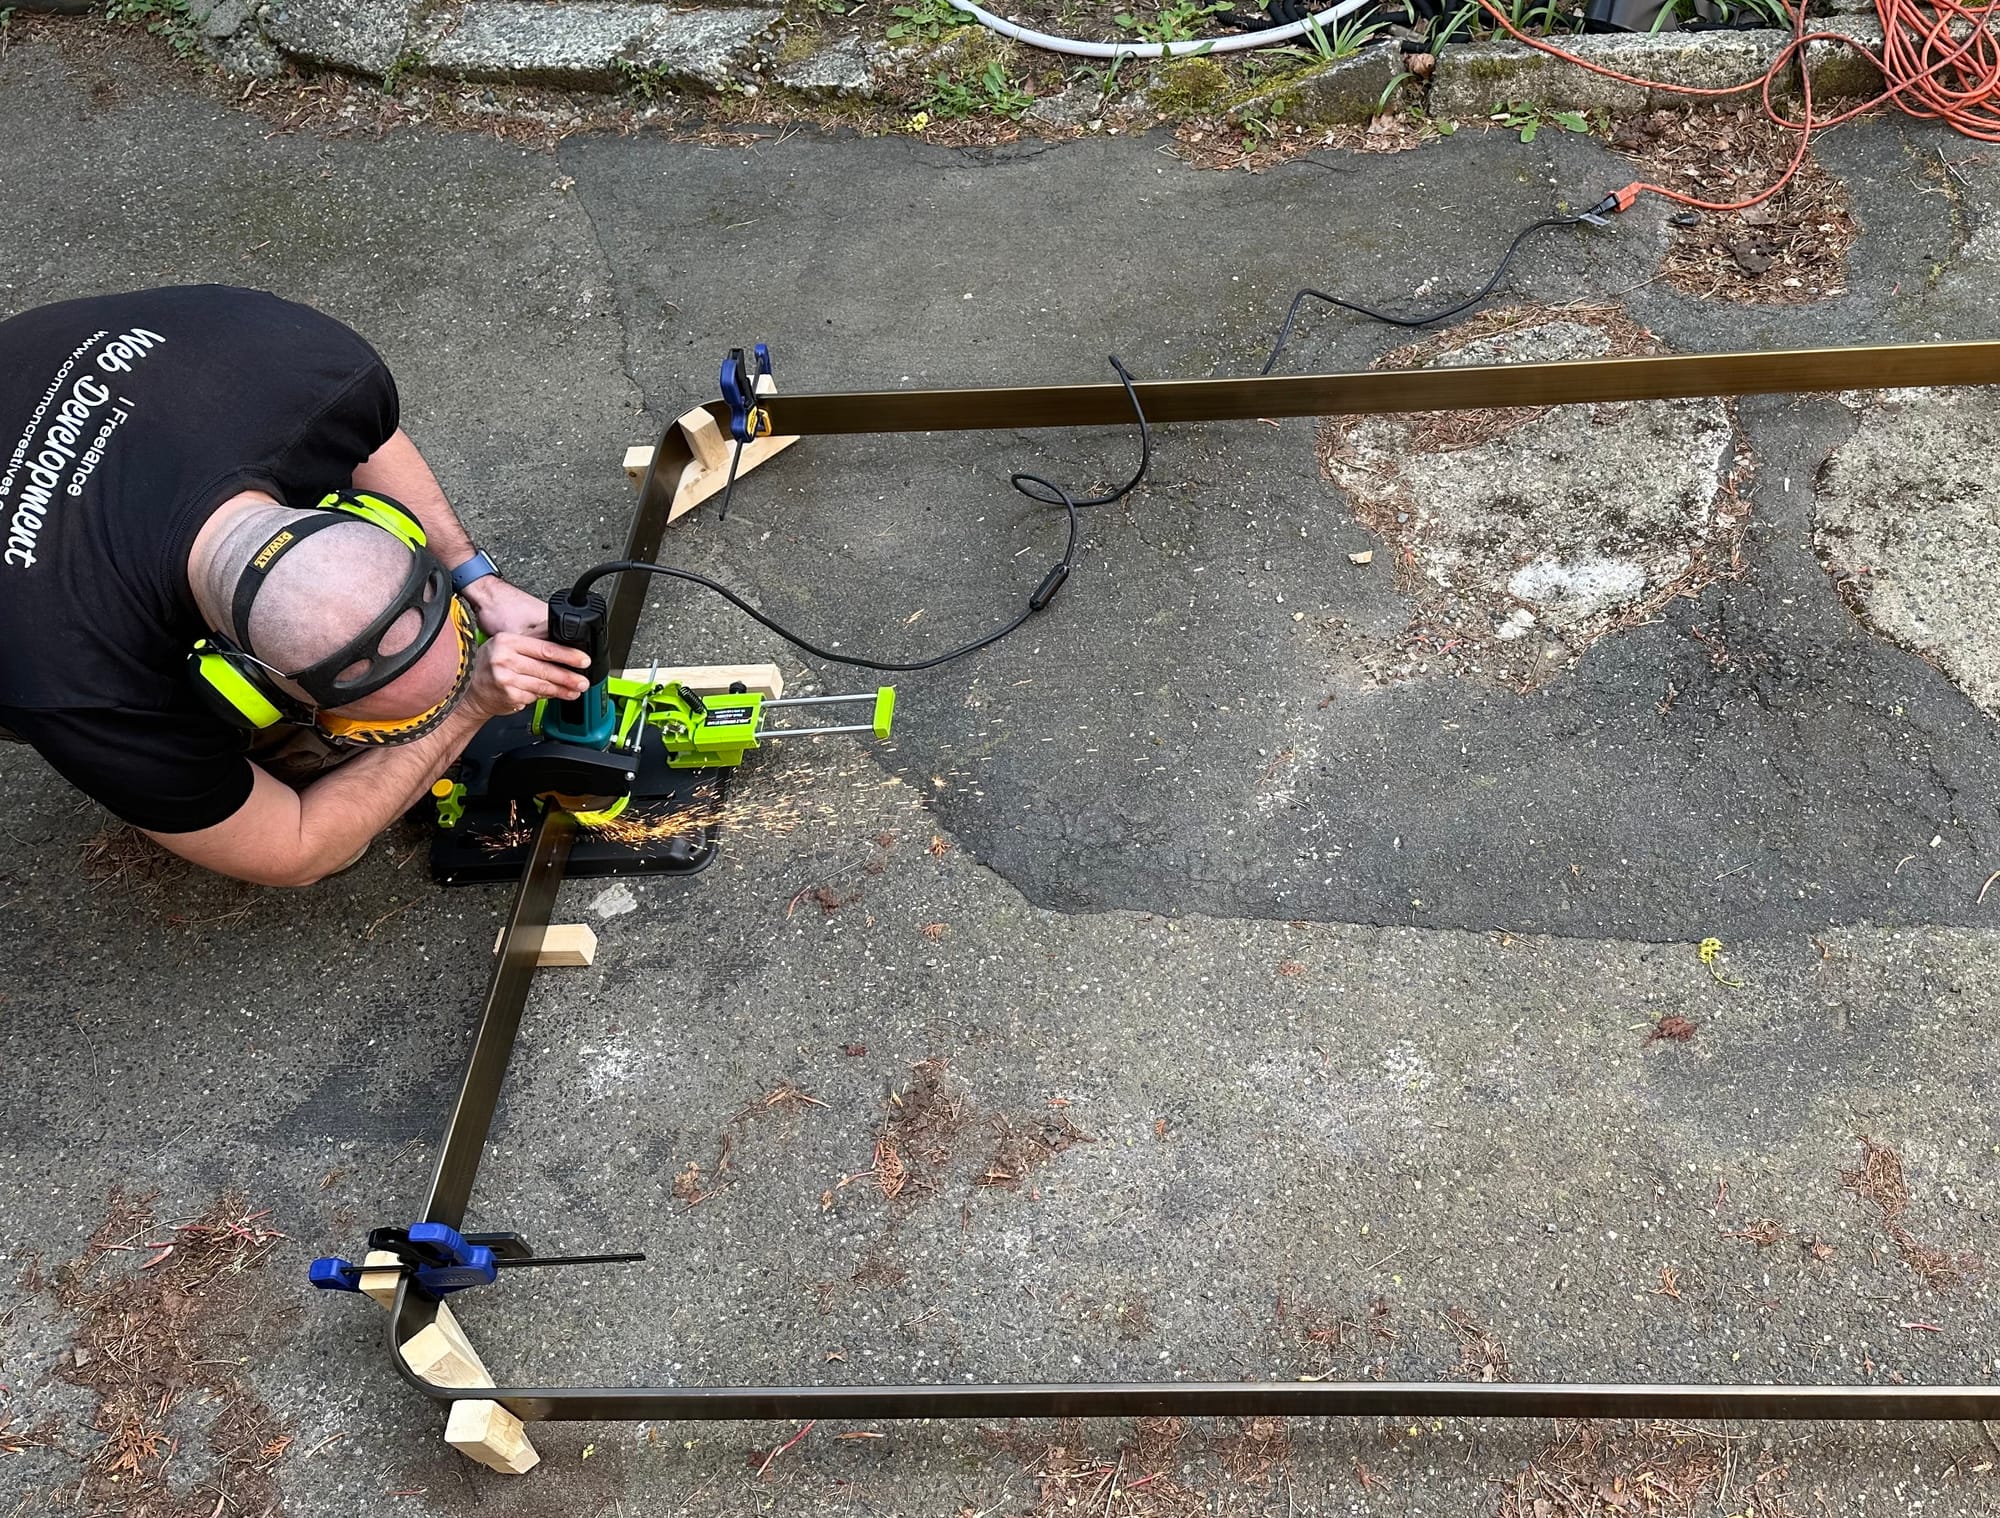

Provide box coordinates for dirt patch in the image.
[1319,304,1752,691]
[1613,104,1857,304]
[1440,1306,1509,1383]
[975,1110,1092,1191]
[1841,1135,1982,1291]
[825,1059,1095,1213]
[874,1056,976,1201]
[1644,1014,1699,1045]
[1212,1415,1290,1485]
[28,1190,296,1518]
[1278,1291,1398,1379]
[988,1416,1208,1518]
[1500,1420,1794,1517]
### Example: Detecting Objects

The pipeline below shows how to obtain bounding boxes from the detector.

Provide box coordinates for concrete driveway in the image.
[2,33,1998,1518]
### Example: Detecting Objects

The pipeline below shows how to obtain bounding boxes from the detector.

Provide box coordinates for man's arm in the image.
[142,632,589,887]
[350,428,551,638]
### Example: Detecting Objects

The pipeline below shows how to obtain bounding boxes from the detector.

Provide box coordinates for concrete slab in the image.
[417,1,779,91]
[264,0,416,76]
[3,31,2000,1518]
[1814,386,2000,718]
[1318,310,1744,689]
[1428,30,1790,118]
[775,33,888,99]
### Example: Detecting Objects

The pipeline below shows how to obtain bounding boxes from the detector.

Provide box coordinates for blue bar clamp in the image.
[720,343,774,443]
[309,1222,527,1301]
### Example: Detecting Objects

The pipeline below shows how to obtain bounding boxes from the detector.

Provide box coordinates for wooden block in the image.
[402,1302,541,1476]
[358,1249,404,1309]
[615,662,784,700]
[491,922,598,965]
[399,1300,493,1388]
[446,1400,541,1475]
[538,924,596,966]
[624,374,798,522]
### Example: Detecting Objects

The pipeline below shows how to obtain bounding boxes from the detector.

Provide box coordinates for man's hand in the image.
[466,632,592,718]
[462,575,553,640]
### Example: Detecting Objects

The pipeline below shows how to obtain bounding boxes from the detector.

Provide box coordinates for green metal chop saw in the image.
[428,586,894,885]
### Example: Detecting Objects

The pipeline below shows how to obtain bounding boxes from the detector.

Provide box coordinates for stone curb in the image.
[31,0,1927,113]
[1232,22,1895,126]
[225,0,784,90]
[413,2,780,91]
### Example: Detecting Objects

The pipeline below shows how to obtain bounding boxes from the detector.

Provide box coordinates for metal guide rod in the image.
[720,340,2000,437]
[390,349,1999,1425]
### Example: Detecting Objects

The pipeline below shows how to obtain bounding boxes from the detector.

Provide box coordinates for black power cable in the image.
[1258,209,1600,375]
[569,356,1149,674]
[569,209,1608,678]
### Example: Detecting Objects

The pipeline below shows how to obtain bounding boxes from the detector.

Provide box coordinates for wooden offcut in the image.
[357,1249,404,1309]
[490,922,598,965]
[536,924,597,967]
[446,1400,540,1476]
[397,1302,543,1474]
[623,373,797,522]
[615,661,784,700]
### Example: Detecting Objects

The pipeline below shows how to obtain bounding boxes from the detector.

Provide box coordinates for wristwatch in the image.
[451,549,501,593]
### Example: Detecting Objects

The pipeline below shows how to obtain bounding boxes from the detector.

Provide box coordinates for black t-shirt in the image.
[0,286,400,832]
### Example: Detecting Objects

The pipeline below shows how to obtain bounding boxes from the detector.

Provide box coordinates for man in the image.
[0,285,591,886]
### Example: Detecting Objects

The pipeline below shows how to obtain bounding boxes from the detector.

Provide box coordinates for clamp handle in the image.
[721,343,775,443]
[308,1256,364,1292]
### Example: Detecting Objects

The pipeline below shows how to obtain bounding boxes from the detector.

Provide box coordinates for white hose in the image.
[945,0,1380,59]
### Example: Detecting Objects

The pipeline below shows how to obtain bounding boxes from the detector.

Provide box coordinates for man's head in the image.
[192,500,469,726]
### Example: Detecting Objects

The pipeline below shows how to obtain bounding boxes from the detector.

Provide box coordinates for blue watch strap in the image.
[450,550,500,593]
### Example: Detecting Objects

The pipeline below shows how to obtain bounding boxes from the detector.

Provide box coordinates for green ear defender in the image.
[324,490,428,550]
[187,636,293,730]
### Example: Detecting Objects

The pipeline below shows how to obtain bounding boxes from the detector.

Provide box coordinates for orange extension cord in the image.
[1468,0,2000,213]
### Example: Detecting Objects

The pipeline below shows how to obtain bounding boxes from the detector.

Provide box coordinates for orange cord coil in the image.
[1467,0,2000,210]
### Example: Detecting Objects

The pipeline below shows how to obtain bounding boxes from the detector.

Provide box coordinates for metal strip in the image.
[734,340,2000,437]
[390,405,689,1357]
[608,414,693,659]
[418,810,575,1232]
[386,347,2000,1427]
[434,1379,2000,1424]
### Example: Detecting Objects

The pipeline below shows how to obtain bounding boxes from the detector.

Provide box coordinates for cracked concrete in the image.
[4,30,2000,1518]
[1814,388,2000,721]
[1318,310,1747,690]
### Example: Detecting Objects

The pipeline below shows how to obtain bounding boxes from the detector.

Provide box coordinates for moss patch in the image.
[1150,54,1228,117]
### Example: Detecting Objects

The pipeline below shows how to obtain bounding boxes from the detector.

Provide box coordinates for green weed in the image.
[887,0,973,40]
[1299,8,1390,60]
[1114,0,1229,44]
[1239,91,1288,151]
[925,57,1034,119]
[1490,98,1587,142]
[103,0,202,58]
[381,45,425,92]
[616,57,678,100]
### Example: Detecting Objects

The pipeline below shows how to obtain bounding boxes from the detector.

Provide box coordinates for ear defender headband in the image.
[189,490,460,733]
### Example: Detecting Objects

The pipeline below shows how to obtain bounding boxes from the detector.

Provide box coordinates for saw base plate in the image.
[430,712,727,886]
